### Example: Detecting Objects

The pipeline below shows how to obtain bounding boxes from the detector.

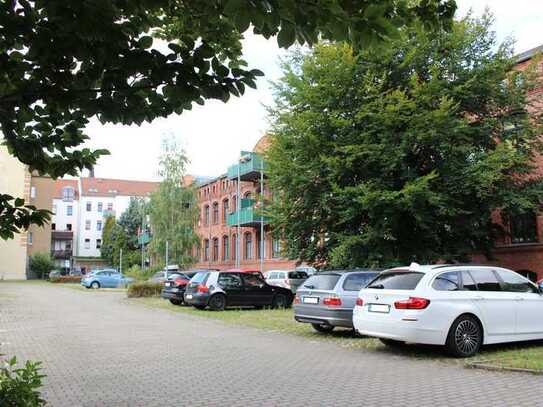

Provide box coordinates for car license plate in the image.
[165,282,171,287]
[303,296,319,304]
[186,294,193,300]
[368,304,390,313]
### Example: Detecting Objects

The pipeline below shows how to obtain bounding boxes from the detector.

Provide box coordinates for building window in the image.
[97,220,102,231]
[244,191,252,199]
[30,186,36,199]
[51,223,56,231]
[67,205,73,216]
[232,195,237,211]
[212,237,219,261]
[62,186,74,201]
[27,232,33,245]
[204,205,210,226]
[203,239,210,261]
[86,202,92,212]
[272,239,281,258]
[511,212,538,244]
[222,199,229,223]
[222,236,229,261]
[97,202,103,212]
[212,202,219,224]
[96,239,102,249]
[85,220,91,231]
[107,202,113,211]
[244,232,253,260]
[84,239,90,249]
[232,233,237,260]
[66,223,72,231]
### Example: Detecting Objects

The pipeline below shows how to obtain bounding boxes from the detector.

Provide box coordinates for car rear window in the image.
[301,274,341,291]
[343,273,378,291]
[190,272,209,284]
[367,271,424,290]
[288,271,308,279]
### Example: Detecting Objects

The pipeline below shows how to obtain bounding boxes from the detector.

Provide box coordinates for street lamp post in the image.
[236,161,241,268]
[260,164,264,275]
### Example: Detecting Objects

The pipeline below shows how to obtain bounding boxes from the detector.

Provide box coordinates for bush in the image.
[49,276,82,284]
[124,265,160,282]
[0,356,46,406]
[127,282,163,298]
[29,253,55,279]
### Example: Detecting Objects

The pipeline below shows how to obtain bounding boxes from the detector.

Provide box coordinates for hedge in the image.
[127,282,163,298]
[49,276,82,284]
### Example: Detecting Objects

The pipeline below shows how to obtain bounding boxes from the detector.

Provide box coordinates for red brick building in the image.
[192,136,298,272]
[472,45,543,282]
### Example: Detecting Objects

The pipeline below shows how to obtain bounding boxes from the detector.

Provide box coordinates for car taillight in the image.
[394,297,430,310]
[197,284,209,293]
[294,295,300,304]
[175,278,188,286]
[355,298,364,306]
[323,297,342,306]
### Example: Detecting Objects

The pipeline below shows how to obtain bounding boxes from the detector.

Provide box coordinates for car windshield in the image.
[190,272,209,284]
[302,274,341,290]
[343,273,378,291]
[288,271,308,279]
[367,271,424,290]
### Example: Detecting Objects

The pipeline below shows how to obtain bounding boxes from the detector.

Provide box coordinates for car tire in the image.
[446,314,483,358]
[169,299,182,306]
[272,293,288,309]
[208,294,226,311]
[193,305,206,310]
[379,338,406,348]
[91,281,100,289]
[311,323,335,333]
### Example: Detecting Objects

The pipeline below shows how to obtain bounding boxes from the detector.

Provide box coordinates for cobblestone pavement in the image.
[1,283,542,406]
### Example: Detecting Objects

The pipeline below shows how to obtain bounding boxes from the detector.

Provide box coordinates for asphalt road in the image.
[1,282,542,406]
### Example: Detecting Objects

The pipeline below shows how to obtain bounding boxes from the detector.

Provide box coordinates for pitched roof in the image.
[53,179,79,199]
[80,177,159,197]
[516,44,543,64]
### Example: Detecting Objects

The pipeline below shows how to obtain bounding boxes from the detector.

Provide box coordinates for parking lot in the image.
[1,282,542,406]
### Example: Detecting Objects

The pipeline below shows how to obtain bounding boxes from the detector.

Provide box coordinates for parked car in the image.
[48,270,62,279]
[184,270,293,311]
[161,270,205,305]
[81,270,133,289]
[265,270,308,293]
[295,266,317,276]
[294,270,379,332]
[353,263,543,357]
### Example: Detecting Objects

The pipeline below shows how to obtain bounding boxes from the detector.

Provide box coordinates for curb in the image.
[466,360,543,375]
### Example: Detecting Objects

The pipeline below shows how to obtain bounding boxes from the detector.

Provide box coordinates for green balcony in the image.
[227,207,268,228]
[227,151,267,182]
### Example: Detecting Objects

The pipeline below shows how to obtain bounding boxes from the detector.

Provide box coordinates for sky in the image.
[83,0,543,181]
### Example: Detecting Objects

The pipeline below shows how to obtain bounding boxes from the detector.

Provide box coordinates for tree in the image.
[148,137,199,268]
[0,0,456,238]
[118,198,147,250]
[29,252,55,279]
[101,214,141,269]
[266,14,543,269]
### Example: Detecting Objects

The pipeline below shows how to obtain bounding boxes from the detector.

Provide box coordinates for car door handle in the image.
[473,296,484,301]
[515,296,524,301]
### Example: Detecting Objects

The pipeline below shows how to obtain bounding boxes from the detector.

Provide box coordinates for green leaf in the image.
[277,24,296,48]
[139,36,153,49]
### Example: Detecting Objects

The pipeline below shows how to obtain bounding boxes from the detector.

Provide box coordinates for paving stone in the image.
[1,283,542,406]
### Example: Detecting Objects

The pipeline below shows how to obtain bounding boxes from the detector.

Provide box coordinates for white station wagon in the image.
[353,264,543,357]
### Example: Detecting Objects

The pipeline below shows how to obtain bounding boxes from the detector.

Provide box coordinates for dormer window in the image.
[62,186,74,201]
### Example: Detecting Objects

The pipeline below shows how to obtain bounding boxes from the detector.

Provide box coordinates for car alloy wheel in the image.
[446,315,482,357]
[91,282,100,289]
[209,294,226,311]
[273,294,287,309]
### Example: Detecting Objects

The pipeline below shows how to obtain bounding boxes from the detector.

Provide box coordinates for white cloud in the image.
[83,2,543,181]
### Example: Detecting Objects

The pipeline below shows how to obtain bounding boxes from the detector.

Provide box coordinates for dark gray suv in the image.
[294,270,378,332]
